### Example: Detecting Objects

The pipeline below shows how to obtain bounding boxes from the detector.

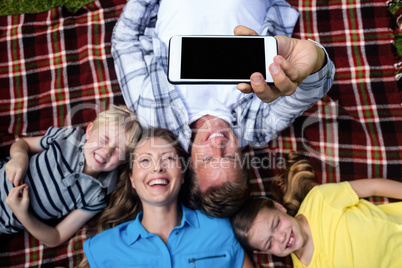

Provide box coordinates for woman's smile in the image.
[148,177,170,187]
[130,137,184,207]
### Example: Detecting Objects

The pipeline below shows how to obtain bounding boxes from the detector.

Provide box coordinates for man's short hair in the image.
[186,166,250,218]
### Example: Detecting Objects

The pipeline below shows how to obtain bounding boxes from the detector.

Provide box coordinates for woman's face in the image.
[130,137,184,207]
[247,205,306,257]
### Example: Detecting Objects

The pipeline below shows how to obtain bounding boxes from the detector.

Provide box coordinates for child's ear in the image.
[86,122,94,138]
[273,201,287,213]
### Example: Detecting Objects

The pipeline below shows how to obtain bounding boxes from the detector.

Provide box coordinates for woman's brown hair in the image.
[78,127,191,268]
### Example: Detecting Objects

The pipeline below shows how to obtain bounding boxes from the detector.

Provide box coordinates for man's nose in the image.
[208,137,228,148]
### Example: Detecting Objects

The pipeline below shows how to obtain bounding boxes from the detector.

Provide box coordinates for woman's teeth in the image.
[149,179,169,186]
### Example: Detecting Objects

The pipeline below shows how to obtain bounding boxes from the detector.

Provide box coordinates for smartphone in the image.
[168,35,277,84]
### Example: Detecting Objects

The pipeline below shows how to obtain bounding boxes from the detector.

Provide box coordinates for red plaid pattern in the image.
[0,227,88,267]
[0,0,125,157]
[0,0,125,267]
[0,0,401,267]
[251,0,402,267]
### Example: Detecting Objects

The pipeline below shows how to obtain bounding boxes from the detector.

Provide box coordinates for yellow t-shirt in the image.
[291,182,402,268]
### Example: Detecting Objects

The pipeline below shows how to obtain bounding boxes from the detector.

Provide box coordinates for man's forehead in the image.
[196,163,243,191]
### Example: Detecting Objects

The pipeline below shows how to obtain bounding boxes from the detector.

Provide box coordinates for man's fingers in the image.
[237,83,253,94]
[269,61,298,96]
[234,25,258,36]
[250,73,281,103]
[273,56,300,82]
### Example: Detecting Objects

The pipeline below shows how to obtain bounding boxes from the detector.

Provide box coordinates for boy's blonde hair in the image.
[91,105,142,152]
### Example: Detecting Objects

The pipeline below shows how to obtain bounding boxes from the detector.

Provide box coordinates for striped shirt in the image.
[112,0,336,151]
[0,127,118,234]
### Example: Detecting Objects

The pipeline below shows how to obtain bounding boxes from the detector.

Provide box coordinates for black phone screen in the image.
[180,37,266,79]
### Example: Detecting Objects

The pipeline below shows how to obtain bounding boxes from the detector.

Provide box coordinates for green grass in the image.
[396,35,402,62]
[0,0,94,16]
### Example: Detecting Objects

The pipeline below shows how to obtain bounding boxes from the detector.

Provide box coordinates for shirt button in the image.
[75,174,79,178]
[79,162,84,166]
[175,231,179,235]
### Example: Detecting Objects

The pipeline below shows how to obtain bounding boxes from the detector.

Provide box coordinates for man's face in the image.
[191,116,243,192]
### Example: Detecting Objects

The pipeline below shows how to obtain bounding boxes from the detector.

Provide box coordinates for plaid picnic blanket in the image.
[0,0,125,267]
[0,0,125,157]
[0,0,401,267]
[250,0,402,267]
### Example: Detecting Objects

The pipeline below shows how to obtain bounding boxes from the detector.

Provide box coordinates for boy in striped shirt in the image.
[0,105,142,247]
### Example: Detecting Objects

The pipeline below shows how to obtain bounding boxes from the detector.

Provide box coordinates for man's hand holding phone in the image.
[234,25,326,103]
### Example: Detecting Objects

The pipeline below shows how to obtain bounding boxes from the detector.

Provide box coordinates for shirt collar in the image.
[125,204,200,245]
[178,204,199,229]
[97,169,118,194]
[126,212,148,245]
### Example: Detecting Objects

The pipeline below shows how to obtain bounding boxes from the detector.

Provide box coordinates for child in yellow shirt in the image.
[231,152,402,268]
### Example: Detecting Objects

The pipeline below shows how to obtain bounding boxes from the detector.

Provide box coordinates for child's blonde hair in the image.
[91,105,142,153]
[271,151,317,216]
